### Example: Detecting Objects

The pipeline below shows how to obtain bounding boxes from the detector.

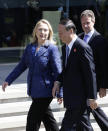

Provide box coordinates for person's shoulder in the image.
[25,43,32,48]
[94,30,103,38]
[48,42,57,49]
[46,41,60,53]
[78,32,84,38]
[61,44,66,51]
[94,30,106,42]
[24,43,35,51]
[76,37,91,49]
[76,37,86,46]
[94,30,100,35]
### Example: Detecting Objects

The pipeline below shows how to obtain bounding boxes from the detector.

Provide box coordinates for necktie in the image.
[65,45,69,67]
[83,34,89,43]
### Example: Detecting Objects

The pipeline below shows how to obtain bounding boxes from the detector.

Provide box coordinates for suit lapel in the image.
[30,44,36,66]
[37,42,49,57]
[80,32,95,46]
[37,46,48,57]
[65,40,78,69]
[80,33,84,40]
[87,30,98,46]
[62,45,66,69]
[88,32,95,46]
[29,43,49,66]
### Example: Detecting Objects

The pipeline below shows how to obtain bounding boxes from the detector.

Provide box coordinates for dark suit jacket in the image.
[58,37,97,109]
[79,30,108,90]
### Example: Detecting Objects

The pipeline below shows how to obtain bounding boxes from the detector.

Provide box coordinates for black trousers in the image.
[89,106,108,131]
[60,106,94,131]
[26,97,59,131]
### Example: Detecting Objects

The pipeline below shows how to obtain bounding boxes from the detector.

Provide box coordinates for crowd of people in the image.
[2,9,108,131]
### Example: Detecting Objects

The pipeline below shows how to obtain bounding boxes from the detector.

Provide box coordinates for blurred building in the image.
[0,0,108,62]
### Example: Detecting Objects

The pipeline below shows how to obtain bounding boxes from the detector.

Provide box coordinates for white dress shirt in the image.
[67,34,78,55]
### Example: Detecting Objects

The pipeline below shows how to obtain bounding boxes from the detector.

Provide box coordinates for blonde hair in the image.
[32,19,55,44]
[80,10,95,23]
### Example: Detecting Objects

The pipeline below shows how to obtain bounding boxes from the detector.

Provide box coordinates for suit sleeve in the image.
[49,45,63,98]
[49,45,62,81]
[56,45,65,86]
[79,44,97,99]
[96,37,108,89]
[5,46,28,85]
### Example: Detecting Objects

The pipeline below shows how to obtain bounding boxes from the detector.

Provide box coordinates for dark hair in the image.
[59,18,77,33]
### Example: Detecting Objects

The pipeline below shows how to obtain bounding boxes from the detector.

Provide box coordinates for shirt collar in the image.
[67,34,77,51]
[85,28,94,38]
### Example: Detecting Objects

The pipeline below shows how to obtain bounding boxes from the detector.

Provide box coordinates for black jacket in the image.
[58,37,97,109]
[79,30,108,90]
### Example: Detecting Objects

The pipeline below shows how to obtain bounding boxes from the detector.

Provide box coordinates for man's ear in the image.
[92,20,95,25]
[70,28,73,34]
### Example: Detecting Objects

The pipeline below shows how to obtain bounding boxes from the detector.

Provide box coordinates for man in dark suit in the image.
[79,9,108,97]
[52,19,98,131]
[79,9,108,130]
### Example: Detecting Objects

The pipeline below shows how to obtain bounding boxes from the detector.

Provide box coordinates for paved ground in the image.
[0,62,108,131]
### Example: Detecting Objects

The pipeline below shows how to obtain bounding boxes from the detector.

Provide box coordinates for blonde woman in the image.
[2,19,62,131]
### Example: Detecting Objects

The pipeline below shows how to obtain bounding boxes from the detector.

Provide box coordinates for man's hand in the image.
[52,81,60,98]
[57,98,63,104]
[89,99,98,110]
[2,82,8,92]
[99,88,106,98]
